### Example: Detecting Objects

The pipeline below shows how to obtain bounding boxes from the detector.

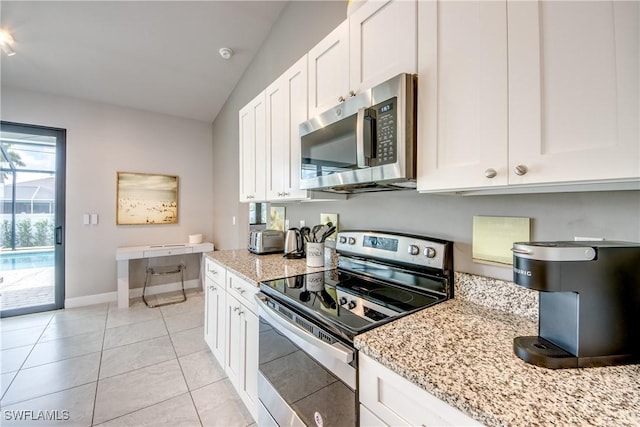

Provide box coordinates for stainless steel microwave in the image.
[299,73,417,193]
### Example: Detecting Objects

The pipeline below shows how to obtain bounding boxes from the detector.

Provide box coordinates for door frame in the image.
[0,121,66,317]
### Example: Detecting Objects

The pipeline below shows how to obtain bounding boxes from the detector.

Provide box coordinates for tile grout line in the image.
[160,300,206,427]
[0,312,55,403]
[90,305,111,427]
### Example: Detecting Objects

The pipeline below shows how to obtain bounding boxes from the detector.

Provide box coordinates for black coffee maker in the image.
[512,241,640,369]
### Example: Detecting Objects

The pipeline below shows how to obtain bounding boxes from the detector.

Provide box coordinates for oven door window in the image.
[258,315,356,427]
[301,114,358,179]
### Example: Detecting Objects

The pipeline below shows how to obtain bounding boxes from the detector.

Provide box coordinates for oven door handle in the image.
[255,294,355,364]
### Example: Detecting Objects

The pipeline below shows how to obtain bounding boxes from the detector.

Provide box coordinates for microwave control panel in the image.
[374,97,397,165]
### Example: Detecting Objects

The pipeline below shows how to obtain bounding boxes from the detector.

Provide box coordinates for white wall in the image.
[211,1,348,250]
[2,87,214,300]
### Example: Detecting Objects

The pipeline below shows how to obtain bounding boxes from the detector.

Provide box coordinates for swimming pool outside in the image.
[1,249,55,271]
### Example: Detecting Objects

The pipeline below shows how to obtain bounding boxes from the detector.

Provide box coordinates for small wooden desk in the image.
[116,242,214,308]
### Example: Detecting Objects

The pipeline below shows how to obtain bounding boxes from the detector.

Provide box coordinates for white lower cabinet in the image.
[226,272,259,420]
[203,262,259,421]
[359,353,482,427]
[204,260,229,369]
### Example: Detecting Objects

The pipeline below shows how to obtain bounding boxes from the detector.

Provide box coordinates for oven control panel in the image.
[336,231,449,270]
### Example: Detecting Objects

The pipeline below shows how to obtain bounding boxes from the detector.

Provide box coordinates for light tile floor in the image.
[0,291,255,427]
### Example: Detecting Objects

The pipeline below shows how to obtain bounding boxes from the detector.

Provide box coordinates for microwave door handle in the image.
[356,107,368,168]
[357,107,376,168]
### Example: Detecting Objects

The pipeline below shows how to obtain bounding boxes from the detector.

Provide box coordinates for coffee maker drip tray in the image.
[514,336,640,369]
[514,336,578,369]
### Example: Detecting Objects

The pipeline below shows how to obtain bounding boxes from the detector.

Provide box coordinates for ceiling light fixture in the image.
[219,47,233,60]
[0,29,16,56]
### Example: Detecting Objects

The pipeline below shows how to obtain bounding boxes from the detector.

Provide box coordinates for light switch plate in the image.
[90,213,98,225]
[83,214,90,225]
[472,216,531,266]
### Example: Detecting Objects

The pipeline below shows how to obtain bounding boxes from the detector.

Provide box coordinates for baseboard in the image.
[64,279,201,308]
[65,291,117,308]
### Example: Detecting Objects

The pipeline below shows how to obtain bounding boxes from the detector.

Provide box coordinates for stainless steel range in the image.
[255,230,453,427]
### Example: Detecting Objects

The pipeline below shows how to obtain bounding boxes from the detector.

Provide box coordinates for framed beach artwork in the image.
[117,172,178,225]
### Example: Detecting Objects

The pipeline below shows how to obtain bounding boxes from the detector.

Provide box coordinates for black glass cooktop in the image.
[259,269,445,341]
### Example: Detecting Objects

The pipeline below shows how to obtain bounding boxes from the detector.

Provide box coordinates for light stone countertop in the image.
[204,249,333,285]
[354,285,640,427]
[204,252,640,426]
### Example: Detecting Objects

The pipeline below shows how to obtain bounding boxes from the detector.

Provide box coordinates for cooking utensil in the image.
[300,226,311,243]
[314,224,329,243]
[311,224,323,242]
[320,226,336,243]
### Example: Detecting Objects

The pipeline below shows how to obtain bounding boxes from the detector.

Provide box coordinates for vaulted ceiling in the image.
[1,1,288,122]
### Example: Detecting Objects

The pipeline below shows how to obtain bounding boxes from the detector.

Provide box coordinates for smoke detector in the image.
[218,47,233,60]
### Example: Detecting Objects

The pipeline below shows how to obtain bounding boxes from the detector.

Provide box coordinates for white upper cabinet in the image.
[418,0,639,193]
[349,0,418,93]
[308,20,350,117]
[417,0,508,192]
[266,55,310,201]
[239,91,266,202]
[508,0,639,185]
[309,0,418,118]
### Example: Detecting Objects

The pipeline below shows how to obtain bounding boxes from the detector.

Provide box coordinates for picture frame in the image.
[116,172,178,225]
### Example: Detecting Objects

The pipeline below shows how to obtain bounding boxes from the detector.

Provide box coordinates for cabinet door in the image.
[308,20,350,117]
[265,55,309,201]
[359,354,481,426]
[239,91,267,202]
[265,79,286,200]
[283,55,309,200]
[360,404,388,427]
[349,0,418,92]
[240,308,259,420]
[508,1,639,185]
[204,279,226,366]
[204,277,214,347]
[225,293,243,388]
[417,0,508,192]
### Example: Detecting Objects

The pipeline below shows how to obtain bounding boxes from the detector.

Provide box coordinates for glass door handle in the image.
[55,226,63,245]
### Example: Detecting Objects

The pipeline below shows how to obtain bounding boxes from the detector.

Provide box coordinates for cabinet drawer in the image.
[143,246,189,258]
[226,272,258,314]
[205,258,226,284]
[359,354,482,427]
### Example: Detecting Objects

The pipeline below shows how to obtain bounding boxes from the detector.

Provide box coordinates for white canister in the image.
[188,234,203,244]
[306,242,324,267]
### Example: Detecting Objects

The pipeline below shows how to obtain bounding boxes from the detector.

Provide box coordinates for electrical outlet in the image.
[285,219,290,230]
[300,220,305,227]
[232,216,236,225]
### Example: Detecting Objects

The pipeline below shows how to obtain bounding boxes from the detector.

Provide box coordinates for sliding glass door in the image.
[0,121,66,317]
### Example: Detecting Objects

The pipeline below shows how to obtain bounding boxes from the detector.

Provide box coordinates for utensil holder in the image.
[306,242,324,267]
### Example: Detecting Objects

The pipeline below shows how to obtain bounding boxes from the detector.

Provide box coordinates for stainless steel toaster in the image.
[248,230,285,255]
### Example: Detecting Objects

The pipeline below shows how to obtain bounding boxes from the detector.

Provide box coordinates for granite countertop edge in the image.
[204,249,333,285]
